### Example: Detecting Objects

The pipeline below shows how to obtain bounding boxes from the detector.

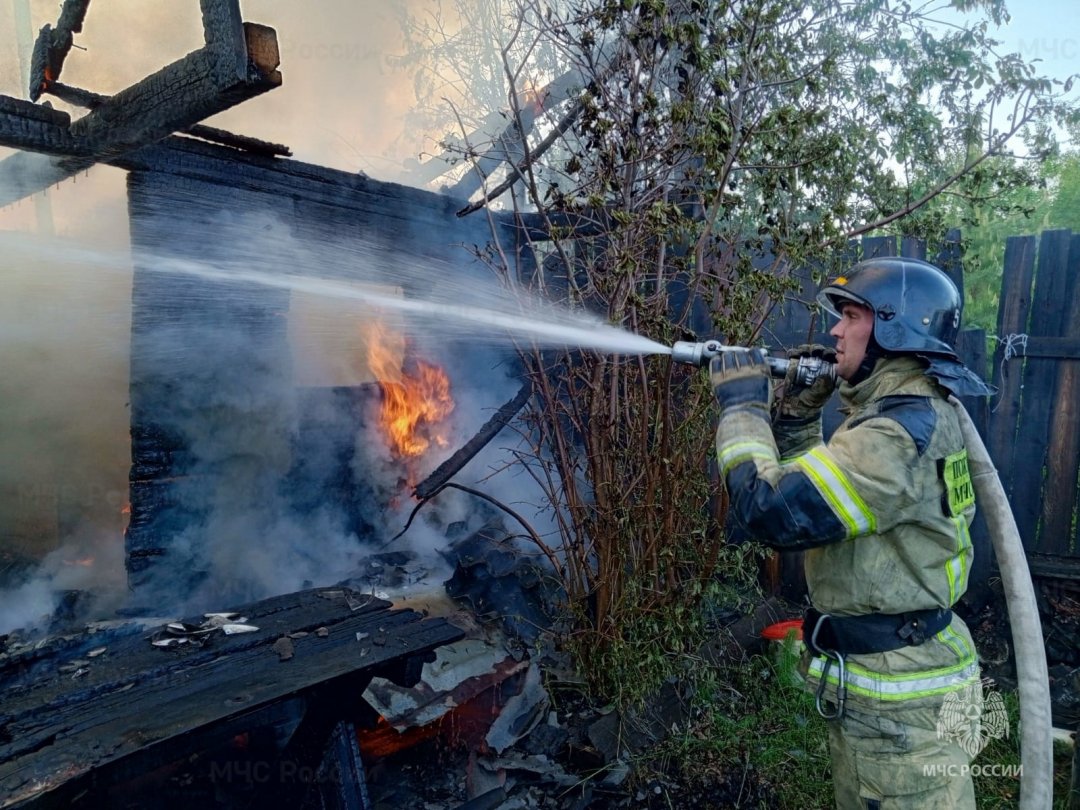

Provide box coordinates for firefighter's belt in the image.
[804,607,951,656]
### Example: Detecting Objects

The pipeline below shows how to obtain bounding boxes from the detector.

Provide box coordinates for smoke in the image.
[0,206,577,633]
[1,1,438,180]
[0,0,558,634]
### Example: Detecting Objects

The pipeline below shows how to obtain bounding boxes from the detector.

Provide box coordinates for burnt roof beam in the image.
[28,0,92,101]
[0,0,281,207]
[68,13,282,160]
[0,94,79,156]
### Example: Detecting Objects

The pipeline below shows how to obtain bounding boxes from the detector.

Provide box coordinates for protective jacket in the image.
[715,355,981,712]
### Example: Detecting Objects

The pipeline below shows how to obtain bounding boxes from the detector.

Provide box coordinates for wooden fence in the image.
[765,228,1080,590]
[988,229,1080,579]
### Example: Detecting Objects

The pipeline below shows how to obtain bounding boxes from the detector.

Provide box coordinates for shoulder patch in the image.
[850,395,937,456]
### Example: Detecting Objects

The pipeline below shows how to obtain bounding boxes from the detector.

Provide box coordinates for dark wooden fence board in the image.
[1011,230,1074,552]
[901,235,928,261]
[935,229,965,309]
[1039,234,1080,555]
[956,327,989,440]
[988,236,1037,497]
[861,235,897,259]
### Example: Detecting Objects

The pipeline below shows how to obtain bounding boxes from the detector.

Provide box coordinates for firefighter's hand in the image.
[709,348,772,417]
[778,343,837,421]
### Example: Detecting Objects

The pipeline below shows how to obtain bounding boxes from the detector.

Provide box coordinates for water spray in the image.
[670,340,836,388]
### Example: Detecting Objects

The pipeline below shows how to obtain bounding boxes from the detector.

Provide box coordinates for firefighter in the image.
[709,257,985,809]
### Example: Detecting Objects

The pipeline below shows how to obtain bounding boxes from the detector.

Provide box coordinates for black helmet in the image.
[817,257,962,360]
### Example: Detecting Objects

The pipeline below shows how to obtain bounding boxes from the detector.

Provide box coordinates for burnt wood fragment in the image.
[68,21,280,161]
[0,95,80,161]
[40,82,292,157]
[0,587,462,808]
[28,0,92,100]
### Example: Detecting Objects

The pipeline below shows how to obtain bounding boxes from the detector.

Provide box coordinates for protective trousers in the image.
[825,689,979,810]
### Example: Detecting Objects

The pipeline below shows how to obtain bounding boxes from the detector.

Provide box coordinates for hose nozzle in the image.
[670,340,837,387]
[670,340,724,367]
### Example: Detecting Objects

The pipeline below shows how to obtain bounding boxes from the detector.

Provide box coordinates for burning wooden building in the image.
[0,2,555,806]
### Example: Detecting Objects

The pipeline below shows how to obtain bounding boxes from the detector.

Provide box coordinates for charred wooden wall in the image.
[124,137,498,593]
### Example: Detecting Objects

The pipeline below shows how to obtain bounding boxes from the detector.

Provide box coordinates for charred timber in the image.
[415,69,581,187]
[0,587,464,808]
[68,21,281,161]
[413,380,532,501]
[45,82,292,157]
[0,0,281,206]
[28,0,91,100]
[0,95,79,156]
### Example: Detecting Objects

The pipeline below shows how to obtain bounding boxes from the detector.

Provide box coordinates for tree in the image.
[400,0,1078,705]
[923,136,1080,332]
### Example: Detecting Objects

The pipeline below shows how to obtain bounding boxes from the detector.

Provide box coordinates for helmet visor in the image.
[816,285,870,320]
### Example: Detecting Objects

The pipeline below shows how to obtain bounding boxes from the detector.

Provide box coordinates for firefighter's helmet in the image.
[817,257,962,360]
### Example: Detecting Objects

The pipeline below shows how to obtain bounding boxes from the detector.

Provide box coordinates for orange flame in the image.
[364,322,454,458]
[518,82,546,114]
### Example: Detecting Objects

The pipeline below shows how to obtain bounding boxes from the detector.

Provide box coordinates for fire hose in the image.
[950,395,1052,810]
[672,341,1052,808]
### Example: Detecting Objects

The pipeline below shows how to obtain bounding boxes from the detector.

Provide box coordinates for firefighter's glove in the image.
[777,343,837,421]
[709,348,772,419]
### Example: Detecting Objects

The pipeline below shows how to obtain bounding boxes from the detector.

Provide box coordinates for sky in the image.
[986,0,1079,83]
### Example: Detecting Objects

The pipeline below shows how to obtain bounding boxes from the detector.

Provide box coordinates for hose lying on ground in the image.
[950,396,1052,810]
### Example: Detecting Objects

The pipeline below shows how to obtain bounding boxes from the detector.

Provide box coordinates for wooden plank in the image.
[955,328,988,437]
[900,235,928,261]
[0,588,464,808]
[861,235,896,259]
[955,323,993,607]
[1026,554,1080,581]
[1041,233,1080,556]
[0,95,70,127]
[41,82,292,157]
[935,229,964,309]
[27,0,92,101]
[1011,230,1074,552]
[200,0,247,83]
[1020,337,1080,359]
[765,261,818,350]
[987,235,1037,498]
[116,137,494,261]
[69,22,280,160]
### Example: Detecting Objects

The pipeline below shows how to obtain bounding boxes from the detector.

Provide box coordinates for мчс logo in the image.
[936,680,1009,757]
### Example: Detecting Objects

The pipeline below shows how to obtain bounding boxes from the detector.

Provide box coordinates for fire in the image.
[364,322,454,458]
[518,81,546,114]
